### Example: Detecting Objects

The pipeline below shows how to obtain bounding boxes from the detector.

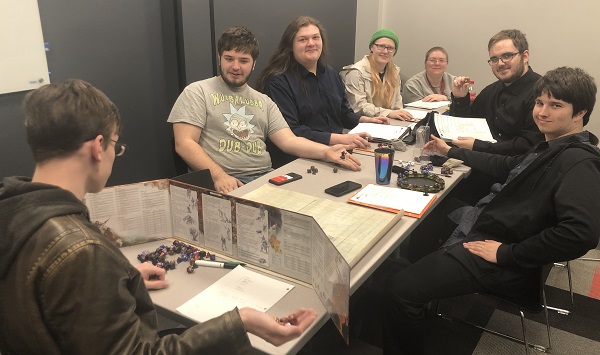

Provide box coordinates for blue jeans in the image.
[236,170,272,184]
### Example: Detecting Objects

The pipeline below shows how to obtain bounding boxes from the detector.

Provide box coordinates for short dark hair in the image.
[488,29,529,52]
[533,67,597,126]
[217,26,259,60]
[23,79,121,163]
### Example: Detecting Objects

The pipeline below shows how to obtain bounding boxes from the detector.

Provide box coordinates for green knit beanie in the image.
[369,29,399,56]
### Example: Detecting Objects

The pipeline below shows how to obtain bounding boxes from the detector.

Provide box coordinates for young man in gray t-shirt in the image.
[168,26,363,194]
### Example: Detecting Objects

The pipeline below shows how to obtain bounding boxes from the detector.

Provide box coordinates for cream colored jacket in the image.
[340,55,403,117]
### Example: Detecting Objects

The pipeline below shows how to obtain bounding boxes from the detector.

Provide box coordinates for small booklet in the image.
[405,100,450,110]
[348,122,409,142]
[433,113,496,143]
[348,184,437,218]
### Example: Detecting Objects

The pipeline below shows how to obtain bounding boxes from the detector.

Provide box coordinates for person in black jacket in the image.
[448,29,546,204]
[449,29,544,155]
[383,67,600,355]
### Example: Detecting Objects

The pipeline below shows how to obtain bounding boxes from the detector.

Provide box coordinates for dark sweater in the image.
[445,132,600,294]
[450,68,544,155]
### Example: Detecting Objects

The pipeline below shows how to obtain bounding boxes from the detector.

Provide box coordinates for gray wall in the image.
[0,0,180,186]
[356,0,600,137]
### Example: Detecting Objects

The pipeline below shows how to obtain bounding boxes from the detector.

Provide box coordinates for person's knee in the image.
[385,269,429,314]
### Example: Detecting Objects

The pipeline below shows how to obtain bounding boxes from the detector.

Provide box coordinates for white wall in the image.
[356,0,600,136]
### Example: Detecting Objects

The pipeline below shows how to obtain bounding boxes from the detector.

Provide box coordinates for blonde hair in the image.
[367,55,399,108]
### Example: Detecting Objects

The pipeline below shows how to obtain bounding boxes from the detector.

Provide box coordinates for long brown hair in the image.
[367,54,399,108]
[255,16,329,93]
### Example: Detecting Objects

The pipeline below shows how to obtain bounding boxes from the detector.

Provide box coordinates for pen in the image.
[195,260,244,269]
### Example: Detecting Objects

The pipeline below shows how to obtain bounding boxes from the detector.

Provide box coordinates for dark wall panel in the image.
[181,0,358,83]
[214,0,357,80]
[0,0,180,185]
[0,91,33,177]
[180,0,215,85]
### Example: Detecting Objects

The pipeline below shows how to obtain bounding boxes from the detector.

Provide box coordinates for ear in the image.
[521,49,530,64]
[573,109,587,123]
[91,135,104,162]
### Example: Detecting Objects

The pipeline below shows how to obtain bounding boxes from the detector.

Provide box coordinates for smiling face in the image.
[219,49,255,88]
[370,37,396,69]
[533,93,585,141]
[489,39,528,84]
[292,25,322,70]
[425,50,448,77]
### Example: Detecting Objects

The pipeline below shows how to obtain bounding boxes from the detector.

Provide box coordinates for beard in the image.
[220,66,251,88]
[496,57,526,84]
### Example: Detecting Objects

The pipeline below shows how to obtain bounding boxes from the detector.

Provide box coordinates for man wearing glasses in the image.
[0,79,317,353]
[449,29,543,156]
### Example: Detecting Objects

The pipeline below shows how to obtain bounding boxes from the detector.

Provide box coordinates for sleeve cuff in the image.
[496,243,515,266]
[472,139,490,152]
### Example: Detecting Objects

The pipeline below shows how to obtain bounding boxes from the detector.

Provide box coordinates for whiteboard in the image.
[0,0,50,94]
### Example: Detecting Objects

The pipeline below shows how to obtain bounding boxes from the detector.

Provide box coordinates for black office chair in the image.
[437,265,552,354]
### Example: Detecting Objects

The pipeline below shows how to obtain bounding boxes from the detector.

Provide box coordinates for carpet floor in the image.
[299,249,600,355]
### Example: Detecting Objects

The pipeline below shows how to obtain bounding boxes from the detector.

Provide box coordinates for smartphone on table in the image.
[324,181,362,197]
[269,172,302,186]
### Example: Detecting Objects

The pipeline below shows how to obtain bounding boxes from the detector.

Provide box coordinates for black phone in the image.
[324,181,362,197]
[268,172,302,186]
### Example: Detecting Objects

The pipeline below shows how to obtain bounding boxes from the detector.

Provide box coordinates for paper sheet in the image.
[349,184,436,217]
[403,108,429,120]
[434,113,496,142]
[405,100,450,110]
[348,122,408,141]
[177,266,294,322]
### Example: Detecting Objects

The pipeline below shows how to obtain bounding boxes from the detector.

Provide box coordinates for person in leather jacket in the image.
[0,79,316,354]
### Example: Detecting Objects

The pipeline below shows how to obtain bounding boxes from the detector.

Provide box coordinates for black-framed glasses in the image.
[372,43,396,53]
[111,139,127,157]
[487,52,522,65]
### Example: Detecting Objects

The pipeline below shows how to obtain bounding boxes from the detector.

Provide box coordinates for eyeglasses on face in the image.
[111,139,127,157]
[487,51,522,65]
[427,58,448,64]
[372,43,396,53]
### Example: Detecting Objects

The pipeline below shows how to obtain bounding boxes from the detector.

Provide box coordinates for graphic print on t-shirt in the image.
[223,103,256,141]
[216,102,263,156]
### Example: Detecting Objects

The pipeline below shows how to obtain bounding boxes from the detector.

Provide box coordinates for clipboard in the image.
[347,184,437,218]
